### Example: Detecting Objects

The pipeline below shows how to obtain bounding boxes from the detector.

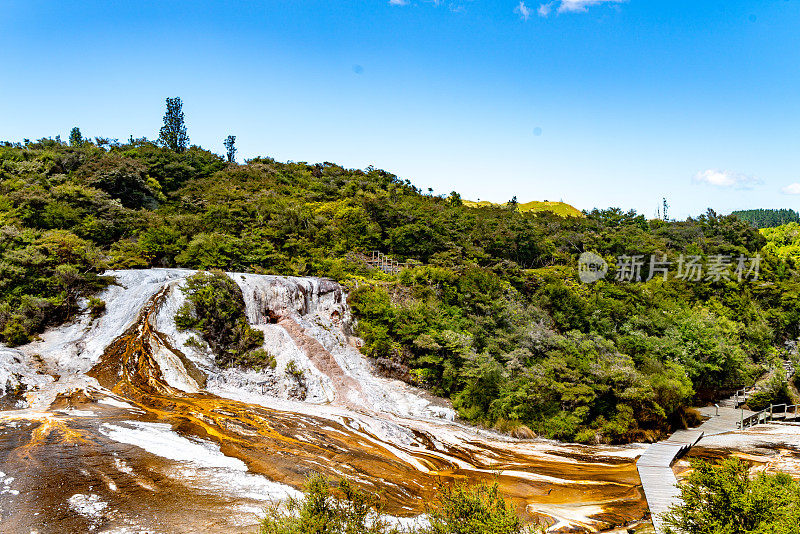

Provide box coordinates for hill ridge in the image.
[462,199,582,217]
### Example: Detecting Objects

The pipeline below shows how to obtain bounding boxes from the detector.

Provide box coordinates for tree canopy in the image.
[1,135,798,443]
[158,97,189,152]
[224,135,236,163]
[732,208,800,229]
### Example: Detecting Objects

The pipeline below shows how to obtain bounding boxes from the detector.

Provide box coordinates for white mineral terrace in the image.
[0,269,797,533]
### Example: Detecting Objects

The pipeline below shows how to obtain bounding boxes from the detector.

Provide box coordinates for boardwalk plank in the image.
[637,399,751,532]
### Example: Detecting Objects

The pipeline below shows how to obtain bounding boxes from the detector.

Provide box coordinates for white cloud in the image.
[390,0,470,10]
[557,0,625,12]
[537,2,553,16]
[782,183,800,195]
[538,0,624,16]
[692,169,762,189]
[515,1,532,20]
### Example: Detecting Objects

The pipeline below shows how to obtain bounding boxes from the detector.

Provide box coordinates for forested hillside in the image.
[2,136,798,444]
[761,222,800,268]
[731,208,800,228]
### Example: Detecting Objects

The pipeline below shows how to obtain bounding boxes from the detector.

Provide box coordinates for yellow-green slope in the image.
[462,199,582,217]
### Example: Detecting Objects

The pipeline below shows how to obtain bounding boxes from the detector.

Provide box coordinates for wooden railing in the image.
[769,403,800,420]
[362,251,415,274]
[733,386,759,407]
[734,360,799,429]
[739,403,800,429]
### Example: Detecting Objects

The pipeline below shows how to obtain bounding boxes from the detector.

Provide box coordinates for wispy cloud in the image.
[559,0,625,12]
[537,0,625,17]
[692,169,762,190]
[537,3,553,16]
[782,183,800,195]
[390,0,469,11]
[515,1,532,20]
[445,0,471,13]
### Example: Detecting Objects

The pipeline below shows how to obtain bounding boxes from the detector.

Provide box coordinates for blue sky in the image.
[2,1,800,218]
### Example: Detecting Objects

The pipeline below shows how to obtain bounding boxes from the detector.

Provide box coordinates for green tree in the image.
[224,134,236,162]
[76,154,159,209]
[732,209,800,229]
[746,372,793,411]
[158,97,189,152]
[69,127,83,147]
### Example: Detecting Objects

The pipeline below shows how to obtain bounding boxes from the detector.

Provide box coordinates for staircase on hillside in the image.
[781,359,796,379]
[718,386,757,409]
[724,360,799,429]
[358,251,414,275]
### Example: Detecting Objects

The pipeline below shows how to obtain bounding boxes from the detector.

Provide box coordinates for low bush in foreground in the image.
[259,475,543,534]
[260,475,394,534]
[663,458,800,534]
[425,482,525,534]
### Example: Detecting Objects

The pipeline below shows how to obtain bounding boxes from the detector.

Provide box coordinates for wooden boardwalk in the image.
[637,406,754,532]
[637,429,704,533]
[638,363,796,531]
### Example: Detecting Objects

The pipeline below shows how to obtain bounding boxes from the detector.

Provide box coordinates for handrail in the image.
[734,360,798,429]
[363,251,415,274]
[739,402,800,429]
[733,385,759,406]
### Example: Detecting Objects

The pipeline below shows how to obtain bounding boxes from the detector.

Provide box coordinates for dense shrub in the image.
[794,358,800,390]
[74,154,162,209]
[426,482,528,534]
[175,270,265,368]
[260,475,395,534]
[0,229,109,345]
[663,458,800,534]
[259,475,541,534]
[88,297,106,319]
[746,373,793,411]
